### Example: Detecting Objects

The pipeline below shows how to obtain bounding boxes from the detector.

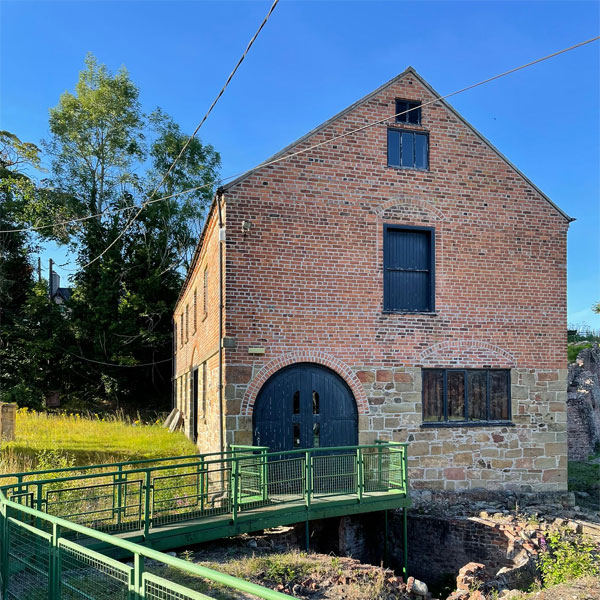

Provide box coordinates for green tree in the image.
[0,131,75,408]
[43,54,220,409]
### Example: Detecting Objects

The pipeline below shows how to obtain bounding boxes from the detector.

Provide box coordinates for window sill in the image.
[386,165,429,173]
[382,311,438,316]
[421,421,514,429]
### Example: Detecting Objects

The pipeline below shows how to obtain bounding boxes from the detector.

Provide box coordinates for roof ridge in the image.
[222,67,571,222]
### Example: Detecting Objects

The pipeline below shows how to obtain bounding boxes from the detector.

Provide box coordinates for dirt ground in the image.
[148,531,410,599]
[146,531,599,600]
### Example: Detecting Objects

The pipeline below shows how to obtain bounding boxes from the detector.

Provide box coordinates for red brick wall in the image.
[174,201,224,452]
[222,71,568,373]
[177,70,569,487]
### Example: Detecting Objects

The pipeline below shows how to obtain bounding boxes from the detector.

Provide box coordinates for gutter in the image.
[216,189,225,455]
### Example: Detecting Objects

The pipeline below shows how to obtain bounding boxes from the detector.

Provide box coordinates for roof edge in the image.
[221,67,573,223]
[407,70,573,223]
[221,66,416,191]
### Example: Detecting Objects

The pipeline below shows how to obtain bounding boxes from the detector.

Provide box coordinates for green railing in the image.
[0,490,290,600]
[0,442,408,599]
[0,442,407,535]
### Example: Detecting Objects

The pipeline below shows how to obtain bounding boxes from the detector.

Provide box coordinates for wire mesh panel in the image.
[236,454,267,505]
[151,463,232,527]
[143,572,214,600]
[5,517,51,600]
[312,453,357,497]
[45,478,143,532]
[266,456,305,500]
[387,447,406,490]
[59,538,133,600]
[362,447,406,493]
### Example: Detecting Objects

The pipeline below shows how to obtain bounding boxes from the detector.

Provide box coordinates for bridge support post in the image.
[383,510,388,564]
[402,506,408,578]
[305,519,309,553]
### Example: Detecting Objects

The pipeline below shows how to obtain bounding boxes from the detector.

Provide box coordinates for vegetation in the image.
[0,408,196,473]
[155,549,390,600]
[0,54,220,411]
[537,527,600,587]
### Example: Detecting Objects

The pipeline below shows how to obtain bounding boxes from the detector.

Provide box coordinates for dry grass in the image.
[0,408,197,473]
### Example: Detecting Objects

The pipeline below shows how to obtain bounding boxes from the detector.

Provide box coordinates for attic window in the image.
[395,99,421,125]
[387,129,429,170]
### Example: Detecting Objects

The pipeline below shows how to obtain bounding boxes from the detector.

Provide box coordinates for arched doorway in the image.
[252,363,358,452]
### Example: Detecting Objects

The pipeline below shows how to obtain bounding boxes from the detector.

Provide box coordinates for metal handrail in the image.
[0,441,409,599]
[0,490,289,600]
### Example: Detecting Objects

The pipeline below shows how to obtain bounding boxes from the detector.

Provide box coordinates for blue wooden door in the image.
[253,363,358,452]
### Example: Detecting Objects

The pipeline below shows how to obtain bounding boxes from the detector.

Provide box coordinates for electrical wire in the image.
[69,353,172,368]
[2,35,597,238]
[79,0,280,269]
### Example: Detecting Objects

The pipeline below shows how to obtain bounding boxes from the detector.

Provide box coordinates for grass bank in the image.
[0,408,197,473]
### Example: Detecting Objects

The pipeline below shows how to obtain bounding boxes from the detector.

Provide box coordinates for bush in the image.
[537,527,600,587]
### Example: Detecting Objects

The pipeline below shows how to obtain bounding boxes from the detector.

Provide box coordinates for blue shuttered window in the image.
[383,225,434,312]
[387,128,429,170]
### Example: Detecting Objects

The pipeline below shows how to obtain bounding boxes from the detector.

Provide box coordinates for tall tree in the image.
[0,131,75,407]
[43,54,220,409]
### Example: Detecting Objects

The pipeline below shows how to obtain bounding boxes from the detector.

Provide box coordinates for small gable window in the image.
[383,225,434,312]
[395,99,421,124]
[387,129,429,170]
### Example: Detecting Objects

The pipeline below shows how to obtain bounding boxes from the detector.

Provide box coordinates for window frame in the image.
[395,99,422,125]
[185,304,189,342]
[383,224,435,313]
[193,289,197,333]
[202,266,208,321]
[387,127,429,171]
[421,368,512,427]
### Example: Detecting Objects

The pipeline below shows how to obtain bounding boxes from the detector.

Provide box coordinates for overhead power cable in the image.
[80,0,280,269]
[69,352,172,368]
[2,35,597,238]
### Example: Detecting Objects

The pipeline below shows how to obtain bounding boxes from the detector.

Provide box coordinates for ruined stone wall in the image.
[567,345,600,460]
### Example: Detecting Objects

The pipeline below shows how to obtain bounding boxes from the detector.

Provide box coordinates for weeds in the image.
[537,527,600,587]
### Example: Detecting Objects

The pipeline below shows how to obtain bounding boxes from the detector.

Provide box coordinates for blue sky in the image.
[1,0,599,327]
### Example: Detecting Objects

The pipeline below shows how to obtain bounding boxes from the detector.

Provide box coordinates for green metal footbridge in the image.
[0,441,410,599]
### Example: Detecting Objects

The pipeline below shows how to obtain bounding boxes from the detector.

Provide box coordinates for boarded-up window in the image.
[422,369,511,424]
[383,226,434,312]
[193,289,197,333]
[185,304,189,341]
[447,371,465,421]
[203,267,208,315]
[468,371,487,421]
[202,362,207,418]
[489,371,510,420]
[422,370,444,422]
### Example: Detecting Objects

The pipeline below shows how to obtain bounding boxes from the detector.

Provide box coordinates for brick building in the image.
[173,68,571,492]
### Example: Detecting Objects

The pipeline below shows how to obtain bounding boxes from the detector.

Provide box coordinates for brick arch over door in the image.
[241,351,369,416]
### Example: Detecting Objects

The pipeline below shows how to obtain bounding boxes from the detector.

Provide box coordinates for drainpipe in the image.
[216,189,225,455]
[171,317,175,411]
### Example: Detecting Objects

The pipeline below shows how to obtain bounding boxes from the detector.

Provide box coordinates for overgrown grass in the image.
[152,550,389,600]
[0,408,197,473]
[568,457,600,508]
